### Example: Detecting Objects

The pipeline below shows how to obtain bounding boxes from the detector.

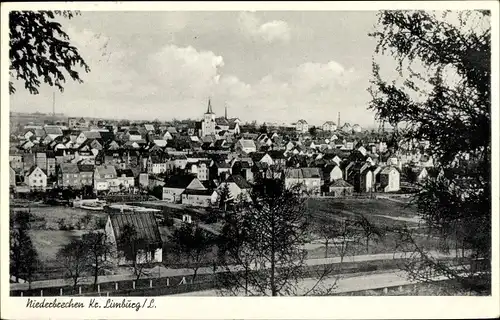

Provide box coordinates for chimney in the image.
[337,112,341,127]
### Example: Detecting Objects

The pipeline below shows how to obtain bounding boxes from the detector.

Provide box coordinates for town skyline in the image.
[9,11,381,127]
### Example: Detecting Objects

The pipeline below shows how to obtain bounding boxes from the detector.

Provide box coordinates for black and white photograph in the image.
[1,2,498,318]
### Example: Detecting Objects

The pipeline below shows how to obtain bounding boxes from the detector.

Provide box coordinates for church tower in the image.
[202,98,216,137]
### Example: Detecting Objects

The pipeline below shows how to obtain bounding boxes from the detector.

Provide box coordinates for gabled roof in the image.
[329,179,353,188]
[82,131,102,139]
[60,163,80,174]
[237,139,256,150]
[226,174,251,189]
[95,165,117,177]
[44,126,63,135]
[164,175,196,189]
[215,117,229,126]
[285,167,321,179]
[26,165,47,177]
[109,212,162,248]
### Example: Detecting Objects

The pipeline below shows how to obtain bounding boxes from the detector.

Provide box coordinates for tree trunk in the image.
[244,263,249,296]
[192,267,199,283]
[73,277,78,294]
[94,262,99,289]
[366,237,370,254]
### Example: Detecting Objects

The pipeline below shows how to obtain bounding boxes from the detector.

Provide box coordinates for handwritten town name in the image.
[26,298,156,311]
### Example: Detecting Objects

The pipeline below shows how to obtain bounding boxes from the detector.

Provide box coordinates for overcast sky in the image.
[10,11,384,127]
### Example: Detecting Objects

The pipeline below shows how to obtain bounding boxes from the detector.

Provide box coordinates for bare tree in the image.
[57,238,90,293]
[169,222,213,282]
[313,221,338,259]
[217,179,341,296]
[82,231,112,289]
[331,218,357,264]
[353,215,383,254]
[117,224,152,281]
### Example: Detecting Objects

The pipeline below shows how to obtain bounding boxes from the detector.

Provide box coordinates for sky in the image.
[10,11,384,127]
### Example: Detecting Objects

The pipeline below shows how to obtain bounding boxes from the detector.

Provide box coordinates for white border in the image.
[1,1,499,319]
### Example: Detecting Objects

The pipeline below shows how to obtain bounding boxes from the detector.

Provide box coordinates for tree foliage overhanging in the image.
[9,10,90,94]
[369,10,491,292]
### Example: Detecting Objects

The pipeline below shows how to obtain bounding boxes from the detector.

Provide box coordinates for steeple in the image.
[225,105,228,119]
[206,98,214,114]
[337,112,341,127]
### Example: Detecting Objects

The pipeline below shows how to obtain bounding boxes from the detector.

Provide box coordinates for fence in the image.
[12,257,481,297]
[10,272,216,297]
[10,258,405,297]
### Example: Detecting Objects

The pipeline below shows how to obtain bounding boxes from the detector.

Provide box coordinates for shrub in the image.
[161,216,174,227]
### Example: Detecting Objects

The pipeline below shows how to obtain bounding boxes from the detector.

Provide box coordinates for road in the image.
[10,250,464,291]
[169,269,458,296]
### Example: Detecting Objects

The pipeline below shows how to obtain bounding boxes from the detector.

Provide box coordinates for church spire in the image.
[225,105,228,119]
[206,98,214,114]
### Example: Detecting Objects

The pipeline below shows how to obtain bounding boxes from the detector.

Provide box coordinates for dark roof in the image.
[214,161,231,169]
[267,150,285,159]
[164,175,196,189]
[226,174,251,189]
[109,212,162,248]
[116,169,134,177]
[60,163,80,174]
[99,131,115,143]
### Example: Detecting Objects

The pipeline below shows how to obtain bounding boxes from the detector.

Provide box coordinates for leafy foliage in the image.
[9,10,90,94]
[369,10,491,293]
[10,211,40,285]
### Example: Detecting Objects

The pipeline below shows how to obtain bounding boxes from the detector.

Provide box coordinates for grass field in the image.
[29,230,88,264]
[11,205,106,230]
[305,198,421,228]
[304,198,446,258]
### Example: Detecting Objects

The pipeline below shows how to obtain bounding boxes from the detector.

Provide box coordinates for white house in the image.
[218,175,252,202]
[26,166,47,191]
[284,168,321,195]
[295,119,309,133]
[116,169,135,189]
[162,175,205,203]
[322,121,337,132]
[379,166,400,192]
[148,156,167,174]
[182,189,218,207]
[94,165,118,192]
